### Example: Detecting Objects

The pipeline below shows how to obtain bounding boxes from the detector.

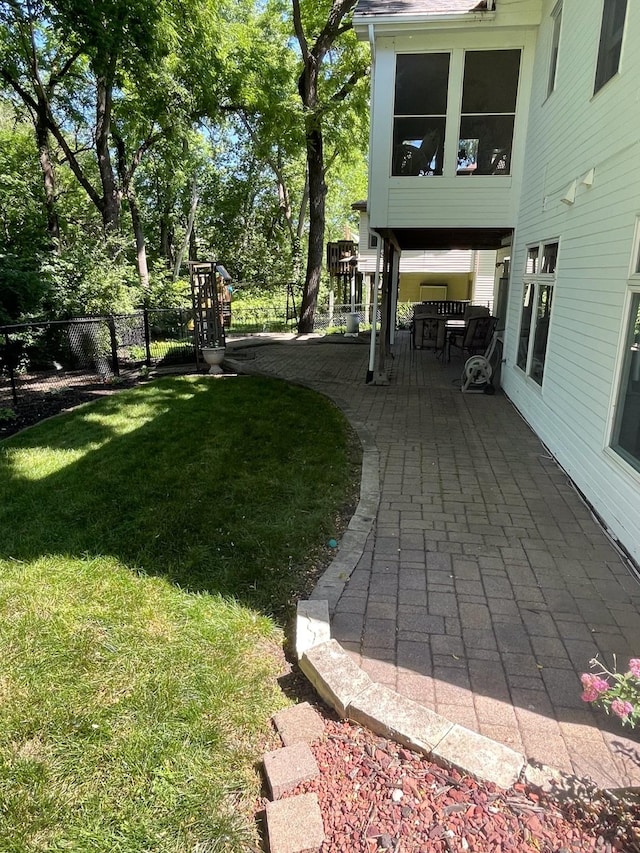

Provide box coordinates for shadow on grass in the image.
[0,375,357,620]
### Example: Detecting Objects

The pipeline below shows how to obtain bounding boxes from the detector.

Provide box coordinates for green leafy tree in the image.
[0,104,49,321]
[0,0,230,289]
[210,0,308,285]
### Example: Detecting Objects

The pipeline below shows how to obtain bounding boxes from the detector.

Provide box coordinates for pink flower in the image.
[580,673,610,695]
[581,688,599,703]
[611,699,634,720]
[628,659,640,679]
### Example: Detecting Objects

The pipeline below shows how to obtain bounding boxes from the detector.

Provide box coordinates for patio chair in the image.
[463,304,490,321]
[448,315,498,361]
[413,315,447,356]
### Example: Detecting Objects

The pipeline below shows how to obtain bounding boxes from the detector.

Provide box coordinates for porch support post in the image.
[366,231,383,383]
[389,247,400,346]
[375,240,392,380]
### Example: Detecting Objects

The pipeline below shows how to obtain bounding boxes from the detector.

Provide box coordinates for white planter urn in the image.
[201,346,226,374]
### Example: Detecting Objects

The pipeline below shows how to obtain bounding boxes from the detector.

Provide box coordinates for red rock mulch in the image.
[275,717,640,853]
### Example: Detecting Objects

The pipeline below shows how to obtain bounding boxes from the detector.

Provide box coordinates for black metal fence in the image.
[0,302,392,414]
[0,309,197,410]
[229,305,297,334]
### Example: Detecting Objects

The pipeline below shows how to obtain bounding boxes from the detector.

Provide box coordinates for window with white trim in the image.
[392,49,521,178]
[393,53,449,176]
[594,0,627,94]
[547,2,563,97]
[516,241,558,386]
[457,50,520,176]
[611,227,640,471]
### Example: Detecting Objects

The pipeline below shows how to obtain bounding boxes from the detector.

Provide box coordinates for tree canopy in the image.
[0,0,369,323]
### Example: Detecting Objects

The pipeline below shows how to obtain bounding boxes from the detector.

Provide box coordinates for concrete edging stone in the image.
[297,618,527,790]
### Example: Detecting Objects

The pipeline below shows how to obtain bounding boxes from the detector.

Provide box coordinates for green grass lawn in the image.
[0,375,358,852]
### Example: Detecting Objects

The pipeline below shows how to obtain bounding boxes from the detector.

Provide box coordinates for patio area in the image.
[226,329,640,789]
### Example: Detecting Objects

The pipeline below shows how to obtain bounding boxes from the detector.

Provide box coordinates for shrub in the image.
[580,657,640,727]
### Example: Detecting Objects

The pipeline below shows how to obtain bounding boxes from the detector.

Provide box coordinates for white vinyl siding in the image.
[502,0,640,561]
[472,250,497,311]
[386,183,515,228]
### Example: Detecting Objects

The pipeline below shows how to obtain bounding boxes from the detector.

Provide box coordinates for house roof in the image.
[354,0,491,16]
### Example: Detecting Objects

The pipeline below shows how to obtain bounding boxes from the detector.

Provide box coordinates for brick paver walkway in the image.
[227,331,640,789]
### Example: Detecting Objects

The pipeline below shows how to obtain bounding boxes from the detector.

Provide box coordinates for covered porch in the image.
[367,226,511,384]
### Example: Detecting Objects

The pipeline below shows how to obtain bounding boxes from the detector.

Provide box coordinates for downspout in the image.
[366,230,382,383]
[366,23,379,384]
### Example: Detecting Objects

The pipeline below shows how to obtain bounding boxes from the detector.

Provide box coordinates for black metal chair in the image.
[412,315,447,357]
[448,315,498,361]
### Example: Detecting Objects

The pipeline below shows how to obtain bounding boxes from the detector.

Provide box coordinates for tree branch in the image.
[48,48,84,93]
[291,0,310,62]
[312,0,358,64]
[330,67,368,104]
[45,115,104,211]
[0,68,38,112]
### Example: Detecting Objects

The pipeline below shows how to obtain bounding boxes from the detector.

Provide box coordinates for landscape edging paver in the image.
[297,607,527,790]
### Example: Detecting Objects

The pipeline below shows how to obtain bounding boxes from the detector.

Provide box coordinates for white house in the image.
[353,0,640,565]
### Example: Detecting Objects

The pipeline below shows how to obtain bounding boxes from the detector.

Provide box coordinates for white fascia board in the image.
[354,12,496,38]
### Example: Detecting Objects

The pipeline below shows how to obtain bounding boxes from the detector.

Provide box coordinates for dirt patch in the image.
[0,374,141,440]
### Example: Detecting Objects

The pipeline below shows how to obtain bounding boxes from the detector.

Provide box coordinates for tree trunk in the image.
[95,73,121,233]
[293,171,309,284]
[189,225,197,262]
[292,0,359,333]
[173,177,199,280]
[34,105,60,245]
[128,190,150,293]
[160,208,173,266]
[298,124,326,333]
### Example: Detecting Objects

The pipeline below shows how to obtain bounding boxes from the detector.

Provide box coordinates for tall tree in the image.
[215,0,308,283]
[292,0,368,332]
[0,0,229,286]
[0,104,50,321]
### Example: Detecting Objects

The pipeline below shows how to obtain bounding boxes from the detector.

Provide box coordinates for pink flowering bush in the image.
[580,657,640,728]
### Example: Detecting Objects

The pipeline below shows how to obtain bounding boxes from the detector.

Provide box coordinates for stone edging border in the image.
[295,600,568,792]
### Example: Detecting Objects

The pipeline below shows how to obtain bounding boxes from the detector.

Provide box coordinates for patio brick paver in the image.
[226,331,640,789]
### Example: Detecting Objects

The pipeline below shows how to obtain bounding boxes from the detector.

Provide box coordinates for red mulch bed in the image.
[262,715,640,853]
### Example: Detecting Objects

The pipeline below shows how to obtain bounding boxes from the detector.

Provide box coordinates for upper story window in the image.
[594,0,627,94]
[547,2,563,97]
[392,49,521,178]
[393,53,450,176]
[458,50,521,176]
